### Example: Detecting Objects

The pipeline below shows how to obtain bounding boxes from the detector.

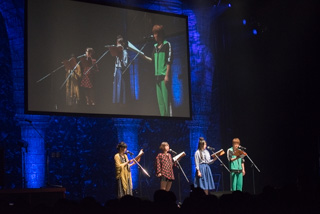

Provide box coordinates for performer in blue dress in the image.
[113,35,128,104]
[194,137,217,195]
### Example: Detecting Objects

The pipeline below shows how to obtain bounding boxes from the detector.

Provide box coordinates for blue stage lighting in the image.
[252,29,258,35]
[242,19,246,25]
[228,3,232,8]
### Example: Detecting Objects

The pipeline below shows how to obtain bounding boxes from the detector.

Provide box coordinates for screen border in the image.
[24,0,192,120]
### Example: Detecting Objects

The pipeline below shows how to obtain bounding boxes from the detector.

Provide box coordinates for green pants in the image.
[156,80,169,116]
[231,172,243,191]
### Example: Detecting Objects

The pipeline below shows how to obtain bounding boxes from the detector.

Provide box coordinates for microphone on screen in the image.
[126,150,134,156]
[77,54,86,58]
[143,35,154,40]
[207,146,215,151]
[169,149,177,154]
[238,145,247,150]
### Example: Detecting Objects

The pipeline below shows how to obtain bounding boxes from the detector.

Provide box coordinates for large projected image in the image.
[27,0,191,118]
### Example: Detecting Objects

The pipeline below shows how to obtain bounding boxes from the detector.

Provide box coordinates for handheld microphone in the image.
[126,150,134,155]
[24,119,32,123]
[169,149,177,154]
[207,146,215,151]
[238,145,247,150]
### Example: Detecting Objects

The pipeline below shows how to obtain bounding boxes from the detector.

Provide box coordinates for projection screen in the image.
[26,0,191,118]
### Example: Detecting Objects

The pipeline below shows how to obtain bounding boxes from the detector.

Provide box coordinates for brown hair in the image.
[159,142,169,152]
[232,138,240,145]
[152,25,165,38]
[117,35,124,44]
[198,137,206,150]
[86,47,95,55]
[198,137,206,160]
[116,141,127,151]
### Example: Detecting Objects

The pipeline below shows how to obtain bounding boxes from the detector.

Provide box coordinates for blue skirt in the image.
[194,164,215,190]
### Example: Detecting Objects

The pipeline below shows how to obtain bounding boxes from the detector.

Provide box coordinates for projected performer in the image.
[114,142,136,198]
[227,138,246,191]
[63,56,81,106]
[194,137,217,195]
[112,35,128,104]
[144,25,172,116]
[80,48,99,106]
[155,142,175,191]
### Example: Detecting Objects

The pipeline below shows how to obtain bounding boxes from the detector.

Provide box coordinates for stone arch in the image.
[0,0,47,188]
[0,0,24,114]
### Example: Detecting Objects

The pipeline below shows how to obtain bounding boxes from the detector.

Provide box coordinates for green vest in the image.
[153,40,172,76]
[229,147,243,170]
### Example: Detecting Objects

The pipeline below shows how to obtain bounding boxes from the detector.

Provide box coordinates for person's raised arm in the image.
[209,153,218,163]
[143,54,152,62]
[227,149,239,162]
[114,155,130,169]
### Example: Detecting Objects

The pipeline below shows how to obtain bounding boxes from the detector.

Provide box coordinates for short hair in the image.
[117,35,123,43]
[232,138,240,145]
[198,137,206,150]
[116,35,127,48]
[116,142,127,151]
[159,142,169,151]
[86,47,95,55]
[152,25,165,38]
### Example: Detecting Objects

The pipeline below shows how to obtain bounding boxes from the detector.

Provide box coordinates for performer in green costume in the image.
[227,138,246,191]
[144,25,172,116]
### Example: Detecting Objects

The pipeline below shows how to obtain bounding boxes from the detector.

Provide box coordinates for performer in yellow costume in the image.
[114,142,135,198]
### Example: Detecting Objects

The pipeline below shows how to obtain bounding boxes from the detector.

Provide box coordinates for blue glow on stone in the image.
[171,60,183,106]
[22,120,46,188]
[114,118,140,189]
[129,52,140,100]
[124,129,139,189]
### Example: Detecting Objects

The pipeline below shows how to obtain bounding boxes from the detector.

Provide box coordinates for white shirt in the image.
[194,149,215,170]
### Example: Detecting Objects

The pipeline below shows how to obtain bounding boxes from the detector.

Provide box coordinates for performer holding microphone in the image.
[114,142,136,198]
[227,138,246,191]
[194,137,217,195]
[156,142,175,191]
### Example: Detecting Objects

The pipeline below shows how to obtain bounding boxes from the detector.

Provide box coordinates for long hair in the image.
[197,137,206,160]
